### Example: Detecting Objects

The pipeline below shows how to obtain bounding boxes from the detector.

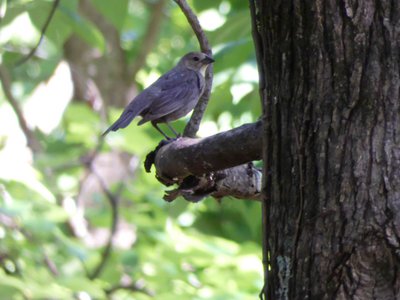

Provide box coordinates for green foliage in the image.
[0,0,262,299]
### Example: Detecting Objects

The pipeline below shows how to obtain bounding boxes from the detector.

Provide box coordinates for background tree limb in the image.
[0,65,42,152]
[14,0,60,66]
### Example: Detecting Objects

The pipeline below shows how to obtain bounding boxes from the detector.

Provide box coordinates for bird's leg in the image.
[151,121,171,140]
[165,122,180,137]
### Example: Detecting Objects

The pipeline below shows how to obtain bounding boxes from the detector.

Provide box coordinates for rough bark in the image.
[162,163,262,202]
[148,121,263,201]
[251,0,400,299]
[154,121,262,179]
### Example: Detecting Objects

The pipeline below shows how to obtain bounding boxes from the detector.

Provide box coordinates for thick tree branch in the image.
[146,121,262,201]
[155,121,262,179]
[173,0,213,137]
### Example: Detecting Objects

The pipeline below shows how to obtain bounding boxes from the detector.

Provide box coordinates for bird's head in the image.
[179,52,214,76]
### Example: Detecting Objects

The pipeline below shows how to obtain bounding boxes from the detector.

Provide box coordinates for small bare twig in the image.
[70,136,121,280]
[88,165,122,280]
[0,65,42,152]
[44,251,59,276]
[173,0,213,137]
[105,280,154,297]
[14,0,61,66]
[173,0,210,52]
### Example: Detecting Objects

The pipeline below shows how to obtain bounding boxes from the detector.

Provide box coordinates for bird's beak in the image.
[202,55,215,64]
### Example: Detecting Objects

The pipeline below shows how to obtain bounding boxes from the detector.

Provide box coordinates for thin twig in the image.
[14,0,61,67]
[44,251,59,276]
[105,281,154,297]
[0,65,42,152]
[130,0,167,79]
[173,0,210,52]
[88,166,122,280]
[74,137,114,279]
[173,0,213,137]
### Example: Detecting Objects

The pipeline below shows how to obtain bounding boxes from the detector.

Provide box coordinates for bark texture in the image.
[251,0,400,299]
[148,121,263,201]
[154,121,262,179]
[162,163,262,202]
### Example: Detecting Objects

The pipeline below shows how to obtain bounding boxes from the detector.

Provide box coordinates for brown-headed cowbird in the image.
[102,52,214,139]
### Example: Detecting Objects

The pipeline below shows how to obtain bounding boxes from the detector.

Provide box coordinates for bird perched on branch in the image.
[102,52,214,139]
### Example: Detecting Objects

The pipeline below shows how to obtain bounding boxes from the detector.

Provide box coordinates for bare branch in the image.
[80,140,122,280]
[154,121,262,179]
[44,251,59,276]
[173,0,211,52]
[88,165,122,280]
[145,121,262,201]
[105,280,154,297]
[173,0,213,137]
[0,65,42,152]
[14,0,60,66]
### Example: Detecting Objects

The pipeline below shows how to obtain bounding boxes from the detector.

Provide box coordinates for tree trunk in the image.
[251,0,400,299]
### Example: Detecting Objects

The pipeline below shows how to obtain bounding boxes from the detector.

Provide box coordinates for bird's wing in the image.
[138,68,203,124]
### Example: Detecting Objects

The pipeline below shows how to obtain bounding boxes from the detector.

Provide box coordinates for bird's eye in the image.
[193,56,200,61]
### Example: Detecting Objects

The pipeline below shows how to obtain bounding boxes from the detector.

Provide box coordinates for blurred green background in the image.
[0,0,262,298]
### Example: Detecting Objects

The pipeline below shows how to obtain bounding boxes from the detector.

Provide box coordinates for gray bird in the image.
[102,52,214,139]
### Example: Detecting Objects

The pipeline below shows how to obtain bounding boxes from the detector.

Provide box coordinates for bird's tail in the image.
[102,109,139,137]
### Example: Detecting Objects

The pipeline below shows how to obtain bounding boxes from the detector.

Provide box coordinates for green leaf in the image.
[0,271,25,297]
[0,0,25,27]
[91,0,129,31]
[55,230,89,261]
[27,0,73,48]
[63,103,101,147]
[213,38,254,71]
[208,10,251,45]
[58,2,105,52]
[57,277,106,298]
